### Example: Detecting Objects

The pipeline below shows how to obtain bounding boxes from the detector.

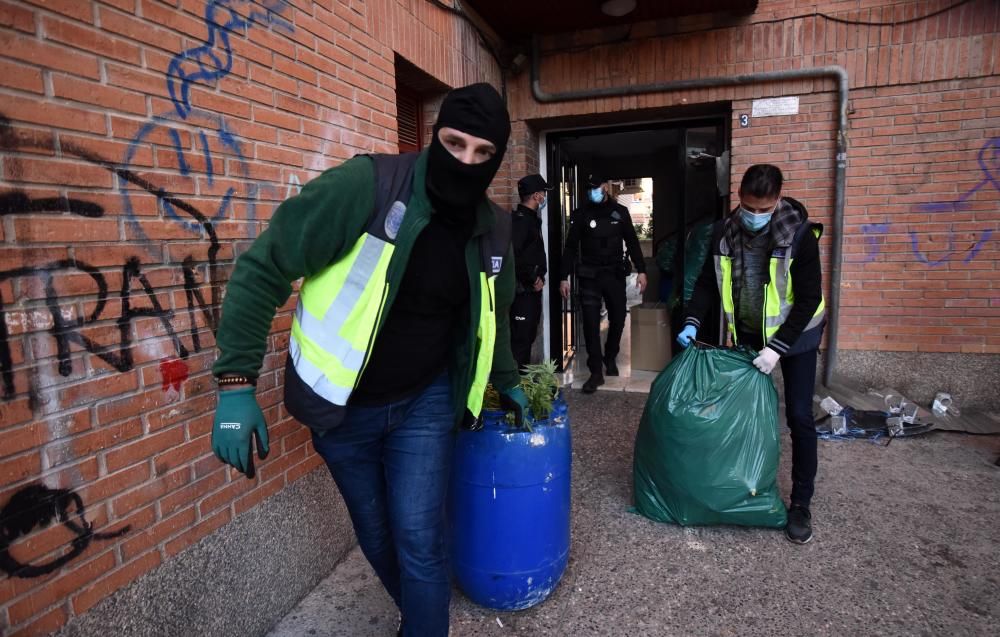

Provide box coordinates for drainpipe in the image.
[531,36,848,386]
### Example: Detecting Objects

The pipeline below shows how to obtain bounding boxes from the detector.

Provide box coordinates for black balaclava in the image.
[426,83,510,224]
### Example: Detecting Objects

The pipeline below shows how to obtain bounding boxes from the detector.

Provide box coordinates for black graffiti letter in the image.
[121,257,189,362]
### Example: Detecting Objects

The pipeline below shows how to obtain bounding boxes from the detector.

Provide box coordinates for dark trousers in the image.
[740,331,818,508]
[310,374,454,637]
[579,274,627,376]
[510,290,542,371]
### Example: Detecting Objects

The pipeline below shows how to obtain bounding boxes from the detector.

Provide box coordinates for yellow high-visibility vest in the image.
[288,153,510,424]
[714,224,825,347]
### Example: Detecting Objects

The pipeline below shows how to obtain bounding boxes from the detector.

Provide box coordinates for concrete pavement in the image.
[267,390,1000,636]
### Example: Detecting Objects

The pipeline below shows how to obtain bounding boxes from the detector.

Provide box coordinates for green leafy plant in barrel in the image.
[484,360,561,431]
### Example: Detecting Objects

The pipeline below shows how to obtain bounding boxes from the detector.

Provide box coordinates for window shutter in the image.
[396,88,422,153]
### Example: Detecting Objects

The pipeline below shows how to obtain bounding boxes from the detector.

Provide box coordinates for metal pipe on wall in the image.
[530,36,848,386]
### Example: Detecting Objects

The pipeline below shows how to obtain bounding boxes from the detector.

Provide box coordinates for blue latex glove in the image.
[499,385,529,428]
[676,325,697,348]
[212,387,270,479]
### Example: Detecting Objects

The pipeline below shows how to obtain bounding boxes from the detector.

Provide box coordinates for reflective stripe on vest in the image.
[290,237,501,413]
[290,232,394,406]
[287,153,510,418]
[715,254,736,339]
[466,273,497,418]
[714,228,825,346]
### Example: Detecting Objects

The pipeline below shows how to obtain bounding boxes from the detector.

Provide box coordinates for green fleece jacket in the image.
[213,150,520,424]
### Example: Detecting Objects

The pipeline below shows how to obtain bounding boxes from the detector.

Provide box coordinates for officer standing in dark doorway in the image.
[510,174,552,370]
[560,175,647,393]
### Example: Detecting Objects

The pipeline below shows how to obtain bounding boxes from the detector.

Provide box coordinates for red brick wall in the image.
[0,1,498,634]
[506,0,1000,354]
[836,77,999,353]
[501,119,541,206]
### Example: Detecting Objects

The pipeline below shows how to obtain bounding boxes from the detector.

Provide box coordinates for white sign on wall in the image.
[751,96,800,117]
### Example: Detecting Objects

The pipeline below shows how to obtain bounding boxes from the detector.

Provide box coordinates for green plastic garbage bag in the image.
[633,346,787,528]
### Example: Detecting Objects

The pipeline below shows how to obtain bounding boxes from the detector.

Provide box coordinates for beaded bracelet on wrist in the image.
[216,375,256,387]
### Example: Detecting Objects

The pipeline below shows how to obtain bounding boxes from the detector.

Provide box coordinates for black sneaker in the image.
[604,357,619,376]
[582,374,604,394]
[785,504,813,544]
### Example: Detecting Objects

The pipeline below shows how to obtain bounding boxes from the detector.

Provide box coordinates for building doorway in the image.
[542,114,731,389]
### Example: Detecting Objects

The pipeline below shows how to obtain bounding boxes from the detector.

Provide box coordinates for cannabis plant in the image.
[483,360,561,431]
[518,360,560,424]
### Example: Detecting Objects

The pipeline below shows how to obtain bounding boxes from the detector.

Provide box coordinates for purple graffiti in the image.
[909,228,993,266]
[917,138,1000,214]
[860,223,890,263]
[861,138,997,266]
[907,137,997,266]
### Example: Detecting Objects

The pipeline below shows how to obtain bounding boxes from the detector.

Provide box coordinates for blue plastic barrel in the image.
[448,394,572,610]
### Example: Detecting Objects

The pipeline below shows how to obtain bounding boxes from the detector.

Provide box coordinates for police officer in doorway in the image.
[510,174,552,370]
[560,175,646,393]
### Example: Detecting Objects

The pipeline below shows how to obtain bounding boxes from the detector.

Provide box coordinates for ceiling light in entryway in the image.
[601,0,637,18]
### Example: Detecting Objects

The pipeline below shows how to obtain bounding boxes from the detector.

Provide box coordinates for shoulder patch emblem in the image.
[385,201,406,239]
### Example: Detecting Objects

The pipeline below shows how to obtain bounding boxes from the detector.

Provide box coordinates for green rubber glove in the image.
[499,385,530,428]
[212,387,269,479]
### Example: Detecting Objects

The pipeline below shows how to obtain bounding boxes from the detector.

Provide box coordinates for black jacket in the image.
[684,197,823,355]
[560,198,645,279]
[511,204,547,293]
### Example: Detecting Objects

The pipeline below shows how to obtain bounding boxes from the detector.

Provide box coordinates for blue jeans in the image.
[311,374,454,637]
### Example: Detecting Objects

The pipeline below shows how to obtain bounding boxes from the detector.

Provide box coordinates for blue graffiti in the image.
[123,0,293,242]
[120,110,257,235]
[198,131,213,186]
[860,138,997,266]
[167,0,293,119]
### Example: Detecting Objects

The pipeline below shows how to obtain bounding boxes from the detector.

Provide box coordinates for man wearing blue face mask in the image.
[560,174,647,393]
[510,174,552,370]
[677,164,825,545]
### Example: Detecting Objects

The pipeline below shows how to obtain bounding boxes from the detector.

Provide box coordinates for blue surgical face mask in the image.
[588,187,604,204]
[537,196,547,212]
[739,206,773,232]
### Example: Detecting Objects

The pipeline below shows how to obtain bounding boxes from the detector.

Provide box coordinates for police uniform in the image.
[561,176,645,380]
[510,174,551,370]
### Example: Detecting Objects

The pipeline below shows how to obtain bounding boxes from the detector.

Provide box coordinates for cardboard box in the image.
[630,303,673,372]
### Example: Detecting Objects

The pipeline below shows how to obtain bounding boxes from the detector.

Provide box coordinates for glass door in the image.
[546,141,579,372]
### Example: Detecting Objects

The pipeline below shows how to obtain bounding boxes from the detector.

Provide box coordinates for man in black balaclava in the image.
[426,82,511,216]
[210,83,525,637]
